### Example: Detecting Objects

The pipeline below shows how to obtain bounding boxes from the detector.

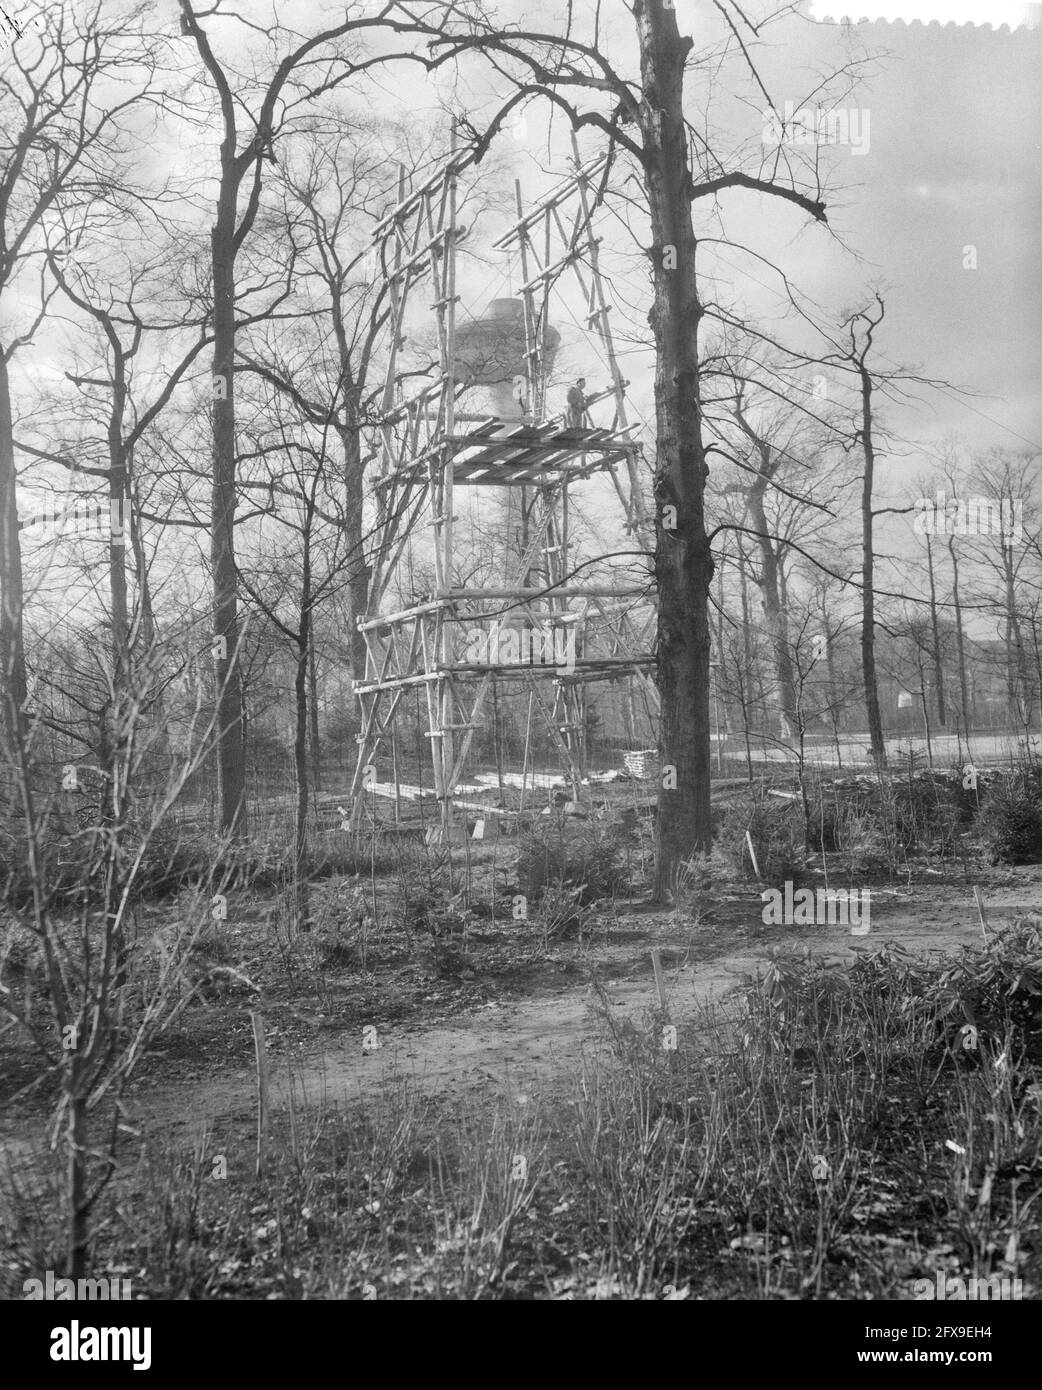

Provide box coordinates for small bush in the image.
[889,771,972,855]
[745,916,1042,1063]
[979,767,1042,865]
[927,915,1042,1059]
[717,792,808,887]
[132,823,215,897]
[516,812,630,905]
[805,791,842,853]
[535,882,591,940]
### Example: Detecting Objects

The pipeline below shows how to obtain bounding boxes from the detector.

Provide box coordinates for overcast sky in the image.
[15,0,1040,598]
[446,1,1042,481]
[723,2,1042,464]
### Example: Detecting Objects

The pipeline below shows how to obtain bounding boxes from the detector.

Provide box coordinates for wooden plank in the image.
[351,670,441,693]
[359,781,436,802]
[473,771,566,790]
[358,597,448,633]
[447,424,633,461]
[445,586,647,600]
[450,798,509,815]
[492,155,608,246]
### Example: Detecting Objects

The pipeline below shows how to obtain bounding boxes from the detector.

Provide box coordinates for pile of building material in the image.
[622,749,659,780]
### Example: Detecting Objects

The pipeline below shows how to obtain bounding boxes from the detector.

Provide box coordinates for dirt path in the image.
[2,883,1033,1167]
[121,888,1016,1142]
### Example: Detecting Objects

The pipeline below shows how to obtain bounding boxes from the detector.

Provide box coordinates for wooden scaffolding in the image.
[348,137,657,838]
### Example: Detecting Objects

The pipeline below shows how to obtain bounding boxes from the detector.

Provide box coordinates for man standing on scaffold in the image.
[566,377,588,429]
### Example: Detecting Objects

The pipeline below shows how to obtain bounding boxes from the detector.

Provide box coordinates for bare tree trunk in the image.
[818,589,842,766]
[339,420,369,681]
[715,559,729,735]
[918,681,933,768]
[947,532,971,743]
[293,530,313,931]
[293,634,310,931]
[1001,537,1029,733]
[731,403,798,738]
[1031,621,1042,739]
[737,545,756,724]
[107,393,130,696]
[857,358,886,767]
[924,533,946,726]
[211,225,247,835]
[636,4,714,896]
[748,484,797,738]
[308,638,321,795]
[0,353,28,759]
[66,1063,88,1279]
[739,671,754,783]
[128,474,155,652]
[104,364,131,838]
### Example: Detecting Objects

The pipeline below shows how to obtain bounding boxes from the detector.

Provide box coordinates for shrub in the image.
[805,790,842,853]
[131,823,215,897]
[797,782,887,874]
[745,917,1042,1064]
[516,812,630,905]
[979,767,1042,865]
[535,882,591,940]
[717,792,808,887]
[926,915,1042,1059]
[888,771,972,855]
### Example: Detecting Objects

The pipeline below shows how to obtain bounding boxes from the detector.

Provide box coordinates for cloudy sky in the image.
[14,0,1040,549]
[440,0,1042,483]
[728,1,1042,462]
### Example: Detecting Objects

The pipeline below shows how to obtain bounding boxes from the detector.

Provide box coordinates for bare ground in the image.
[4,870,1034,1176]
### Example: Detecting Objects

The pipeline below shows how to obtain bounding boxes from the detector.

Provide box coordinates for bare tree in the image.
[235,374,368,930]
[839,295,888,767]
[393,0,835,893]
[0,1,157,765]
[968,450,1040,738]
[238,116,414,682]
[713,372,845,740]
[36,225,213,815]
[0,635,228,1279]
[176,0,439,834]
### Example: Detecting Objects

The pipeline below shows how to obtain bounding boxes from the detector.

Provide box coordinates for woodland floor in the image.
[2,859,1038,1175]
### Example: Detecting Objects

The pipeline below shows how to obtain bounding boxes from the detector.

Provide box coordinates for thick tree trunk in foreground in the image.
[634,2,714,897]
